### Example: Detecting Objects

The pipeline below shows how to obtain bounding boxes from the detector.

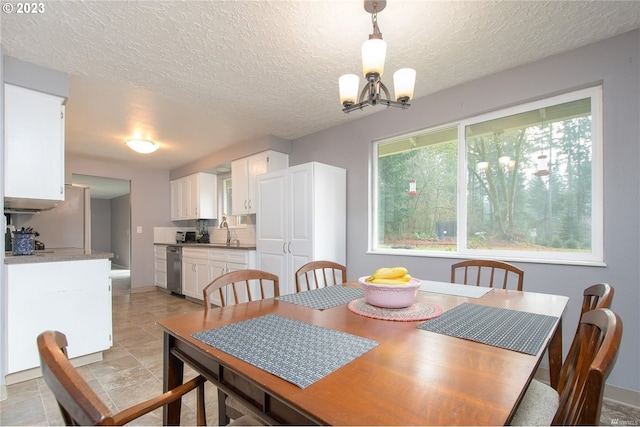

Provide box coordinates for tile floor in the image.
[1,269,638,426]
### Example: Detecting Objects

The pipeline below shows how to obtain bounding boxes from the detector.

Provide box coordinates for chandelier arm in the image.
[378,80,392,101]
[358,82,372,104]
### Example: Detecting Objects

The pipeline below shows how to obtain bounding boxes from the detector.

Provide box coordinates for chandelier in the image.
[339,0,416,114]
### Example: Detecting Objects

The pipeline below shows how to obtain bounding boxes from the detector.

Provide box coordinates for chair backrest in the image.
[38,331,114,426]
[295,260,347,293]
[203,269,279,313]
[581,283,614,316]
[450,259,524,291]
[553,308,623,425]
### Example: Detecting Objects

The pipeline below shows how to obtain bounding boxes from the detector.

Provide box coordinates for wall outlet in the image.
[136,226,143,234]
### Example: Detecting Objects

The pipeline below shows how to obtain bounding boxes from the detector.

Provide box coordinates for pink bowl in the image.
[358,276,422,308]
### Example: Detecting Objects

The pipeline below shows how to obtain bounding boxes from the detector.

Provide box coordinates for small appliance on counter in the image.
[184,231,197,243]
[176,231,185,243]
[196,219,209,243]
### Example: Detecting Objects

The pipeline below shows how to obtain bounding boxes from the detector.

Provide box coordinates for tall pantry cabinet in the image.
[256,162,346,296]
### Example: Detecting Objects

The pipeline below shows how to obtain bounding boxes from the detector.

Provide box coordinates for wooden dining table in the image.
[156,281,568,426]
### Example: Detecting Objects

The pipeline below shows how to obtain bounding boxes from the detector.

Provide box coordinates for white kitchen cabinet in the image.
[256,162,346,296]
[182,248,210,299]
[6,259,112,375]
[154,244,167,288]
[231,151,288,215]
[4,83,66,209]
[182,247,256,303]
[207,249,228,306]
[170,172,217,220]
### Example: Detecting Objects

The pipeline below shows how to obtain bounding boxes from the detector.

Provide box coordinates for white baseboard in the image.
[535,367,640,408]
[4,352,103,385]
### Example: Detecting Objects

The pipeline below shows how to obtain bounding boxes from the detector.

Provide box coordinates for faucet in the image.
[220,216,230,246]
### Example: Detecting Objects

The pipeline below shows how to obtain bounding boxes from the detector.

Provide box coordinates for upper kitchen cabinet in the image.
[4,83,66,210]
[256,162,346,296]
[170,172,217,220]
[231,151,288,215]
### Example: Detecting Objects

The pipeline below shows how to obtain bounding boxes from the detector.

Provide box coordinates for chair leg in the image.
[197,382,206,426]
[218,388,231,425]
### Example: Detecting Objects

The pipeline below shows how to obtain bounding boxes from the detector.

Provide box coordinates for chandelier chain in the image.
[370,3,382,39]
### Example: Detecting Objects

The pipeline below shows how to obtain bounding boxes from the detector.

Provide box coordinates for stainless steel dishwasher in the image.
[166,245,182,294]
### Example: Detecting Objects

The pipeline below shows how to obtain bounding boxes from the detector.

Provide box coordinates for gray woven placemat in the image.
[276,286,364,310]
[192,314,379,388]
[417,303,558,355]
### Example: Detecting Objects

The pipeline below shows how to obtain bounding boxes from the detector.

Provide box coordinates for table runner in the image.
[417,303,558,355]
[419,280,493,298]
[192,314,379,388]
[276,285,364,310]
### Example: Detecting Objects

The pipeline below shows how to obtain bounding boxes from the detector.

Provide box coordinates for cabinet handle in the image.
[288,242,291,253]
[282,243,286,254]
[244,200,248,209]
[248,199,252,210]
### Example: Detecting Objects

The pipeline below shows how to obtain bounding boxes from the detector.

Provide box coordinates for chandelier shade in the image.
[362,38,387,76]
[393,68,416,101]
[339,74,360,105]
[339,0,416,114]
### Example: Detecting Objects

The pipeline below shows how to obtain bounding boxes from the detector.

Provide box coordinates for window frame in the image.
[369,86,604,266]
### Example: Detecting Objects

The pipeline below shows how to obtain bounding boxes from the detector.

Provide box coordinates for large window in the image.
[372,86,603,264]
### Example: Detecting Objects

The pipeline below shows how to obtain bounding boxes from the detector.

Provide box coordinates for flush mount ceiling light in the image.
[339,0,416,114]
[125,138,159,154]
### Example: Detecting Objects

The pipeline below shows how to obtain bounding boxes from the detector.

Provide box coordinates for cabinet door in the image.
[170,180,181,221]
[288,165,314,262]
[256,170,291,295]
[182,258,197,298]
[193,172,217,219]
[247,153,269,214]
[207,260,227,306]
[4,84,65,202]
[231,159,249,215]
[179,177,191,219]
[193,258,211,301]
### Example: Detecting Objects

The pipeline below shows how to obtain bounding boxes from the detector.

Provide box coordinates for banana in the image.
[369,274,412,285]
[368,267,408,280]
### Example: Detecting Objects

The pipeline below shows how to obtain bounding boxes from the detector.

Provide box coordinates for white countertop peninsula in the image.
[4,248,113,264]
[3,248,113,384]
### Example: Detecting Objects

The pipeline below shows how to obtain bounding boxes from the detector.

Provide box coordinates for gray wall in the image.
[65,155,171,289]
[111,194,130,268]
[91,198,111,253]
[3,56,68,99]
[290,30,640,394]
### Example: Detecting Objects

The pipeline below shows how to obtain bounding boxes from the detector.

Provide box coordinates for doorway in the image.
[72,174,131,295]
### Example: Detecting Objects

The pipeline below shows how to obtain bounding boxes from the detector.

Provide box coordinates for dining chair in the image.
[294,260,347,292]
[510,308,623,426]
[37,330,207,426]
[450,259,524,291]
[203,269,280,313]
[581,283,614,315]
[202,269,278,425]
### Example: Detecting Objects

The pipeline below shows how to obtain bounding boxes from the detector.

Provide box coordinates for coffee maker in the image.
[196,219,209,243]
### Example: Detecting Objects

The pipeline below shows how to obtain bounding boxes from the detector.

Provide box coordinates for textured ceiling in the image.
[3,0,640,173]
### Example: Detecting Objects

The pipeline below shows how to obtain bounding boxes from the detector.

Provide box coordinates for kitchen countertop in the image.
[154,242,257,250]
[4,248,114,265]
